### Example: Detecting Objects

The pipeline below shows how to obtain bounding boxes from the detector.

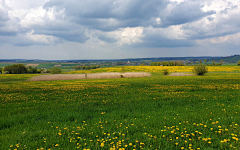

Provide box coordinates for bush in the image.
[27,66,38,74]
[193,64,208,75]
[51,67,62,74]
[162,69,169,75]
[238,60,240,66]
[40,69,50,73]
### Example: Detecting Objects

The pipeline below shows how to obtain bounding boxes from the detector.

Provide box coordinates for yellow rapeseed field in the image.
[67,66,240,74]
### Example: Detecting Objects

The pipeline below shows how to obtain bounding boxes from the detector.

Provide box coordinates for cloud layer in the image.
[0,0,240,59]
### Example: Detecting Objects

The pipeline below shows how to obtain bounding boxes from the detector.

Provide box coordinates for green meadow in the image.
[0,70,239,149]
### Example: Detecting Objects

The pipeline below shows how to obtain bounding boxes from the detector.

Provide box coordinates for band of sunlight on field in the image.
[0,66,240,149]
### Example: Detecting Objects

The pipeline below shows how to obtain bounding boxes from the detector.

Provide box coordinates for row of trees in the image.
[3,64,25,74]
[73,65,100,70]
[2,64,40,74]
[1,64,54,74]
[151,61,185,66]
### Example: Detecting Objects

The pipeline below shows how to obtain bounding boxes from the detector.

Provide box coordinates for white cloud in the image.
[156,17,161,24]
[113,27,144,45]
[25,29,58,44]
[196,32,240,45]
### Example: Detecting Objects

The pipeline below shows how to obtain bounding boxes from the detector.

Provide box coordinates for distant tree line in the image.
[151,61,185,66]
[116,61,126,65]
[0,67,3,73]
[204,60,223,66]
[73,65,100,70]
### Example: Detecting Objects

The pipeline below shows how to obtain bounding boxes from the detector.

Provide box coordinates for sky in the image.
[0,0,240,60]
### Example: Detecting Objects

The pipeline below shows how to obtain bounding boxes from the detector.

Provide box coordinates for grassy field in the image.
[0,67,240,150]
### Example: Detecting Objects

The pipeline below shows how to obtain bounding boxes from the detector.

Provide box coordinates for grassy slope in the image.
[0,72,240,149]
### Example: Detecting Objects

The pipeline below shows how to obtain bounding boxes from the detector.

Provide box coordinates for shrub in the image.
[162,69,169,75]
[27,66,38,74]
[51,67,62,74]
[193,64,208,75]
[73,65,82,70]
[238,60,240,66]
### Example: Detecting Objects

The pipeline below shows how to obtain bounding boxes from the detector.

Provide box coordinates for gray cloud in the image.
[43,0,169,31]
[182,11,240,40]
[138,34,195,48]
[164,2,215,26]
[1,0,240,59]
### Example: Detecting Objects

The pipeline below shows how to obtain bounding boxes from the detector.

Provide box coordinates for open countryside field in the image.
[0,66,240,150]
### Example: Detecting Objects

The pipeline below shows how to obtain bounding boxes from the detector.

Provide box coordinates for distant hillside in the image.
[205,54,240,63]
[221,55,240,62]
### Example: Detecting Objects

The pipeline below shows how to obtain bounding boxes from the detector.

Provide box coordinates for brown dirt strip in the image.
[28,72,151,81]
[169,72,196,76]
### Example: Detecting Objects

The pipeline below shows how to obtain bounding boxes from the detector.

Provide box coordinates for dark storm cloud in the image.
[1,0,240,53]
[97,35,118,43]
[51,0,213,30]
[163,2,216,26]
[39,0,217,46]
[0,30,17,36]
[43,0,169,31]
[182,11,240,40]
[138,34,195,48]
[32,24,89,43]
[0,7,9,28]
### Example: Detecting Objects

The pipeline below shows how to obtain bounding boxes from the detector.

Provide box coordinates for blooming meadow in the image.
[0,66,239,149]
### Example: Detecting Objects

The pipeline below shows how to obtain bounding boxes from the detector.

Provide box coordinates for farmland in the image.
[0,66,240,150]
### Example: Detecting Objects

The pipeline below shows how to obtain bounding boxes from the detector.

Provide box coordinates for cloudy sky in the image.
[0,0,240,60]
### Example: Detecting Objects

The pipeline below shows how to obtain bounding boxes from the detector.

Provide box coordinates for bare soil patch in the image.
[28,72,151,81]
[26,64,39,67]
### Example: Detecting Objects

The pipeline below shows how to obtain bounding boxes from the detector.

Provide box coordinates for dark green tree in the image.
[27,66,38,73]
[220,59,224,65]
[193,64,208,75]
[212,60,215,65]
[51,67,62,74]
[73,65,82,70]
[204,59,207,64]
